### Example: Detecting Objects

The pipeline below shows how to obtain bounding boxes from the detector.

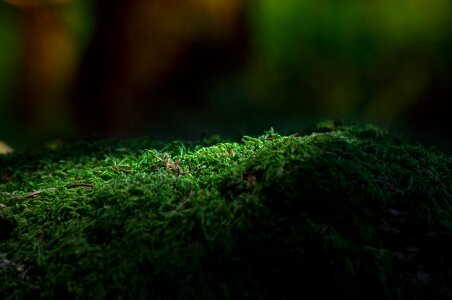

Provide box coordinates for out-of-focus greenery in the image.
[0,0,93,147]
[229,0,452,119]
[0,0,451,151]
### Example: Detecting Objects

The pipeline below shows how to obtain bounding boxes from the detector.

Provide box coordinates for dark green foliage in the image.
[0,122,451,299]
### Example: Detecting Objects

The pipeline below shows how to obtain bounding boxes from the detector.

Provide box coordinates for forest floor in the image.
[0,121,451,299]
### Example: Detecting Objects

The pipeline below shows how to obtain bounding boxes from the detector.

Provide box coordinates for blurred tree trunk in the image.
[70,0,250,138]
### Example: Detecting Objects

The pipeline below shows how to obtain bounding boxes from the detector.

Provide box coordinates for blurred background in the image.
[0,0,451,152]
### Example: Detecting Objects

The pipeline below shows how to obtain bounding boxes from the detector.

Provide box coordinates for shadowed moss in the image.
[0,122,451,299]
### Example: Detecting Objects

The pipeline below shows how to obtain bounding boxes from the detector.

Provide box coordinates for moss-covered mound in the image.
[0,122,451,299]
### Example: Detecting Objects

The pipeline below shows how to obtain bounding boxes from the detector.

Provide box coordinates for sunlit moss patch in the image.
[0,122,451,299]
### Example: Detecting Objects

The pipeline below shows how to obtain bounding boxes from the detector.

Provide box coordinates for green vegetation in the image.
[0,122,451,299]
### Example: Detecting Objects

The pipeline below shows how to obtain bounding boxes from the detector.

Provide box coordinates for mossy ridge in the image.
[0,122,450,299]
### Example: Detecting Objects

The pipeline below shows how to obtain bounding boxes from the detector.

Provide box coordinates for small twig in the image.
[10,183,97,200]
[65,183,96,189]
[111,165,131,174]
[11,187,58,199]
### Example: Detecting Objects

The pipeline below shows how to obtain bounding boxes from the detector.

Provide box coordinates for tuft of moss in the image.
[0,122,451,299]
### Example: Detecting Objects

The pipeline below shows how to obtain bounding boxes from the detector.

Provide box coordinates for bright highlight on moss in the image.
[0,122,451,299]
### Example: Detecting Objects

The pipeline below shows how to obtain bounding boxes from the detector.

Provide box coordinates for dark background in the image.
[0,0,451,152]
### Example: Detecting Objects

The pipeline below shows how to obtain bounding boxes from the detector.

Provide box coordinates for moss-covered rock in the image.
[0,122,451,299]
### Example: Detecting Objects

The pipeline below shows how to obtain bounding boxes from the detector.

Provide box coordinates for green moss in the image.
[0,122,451,299]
